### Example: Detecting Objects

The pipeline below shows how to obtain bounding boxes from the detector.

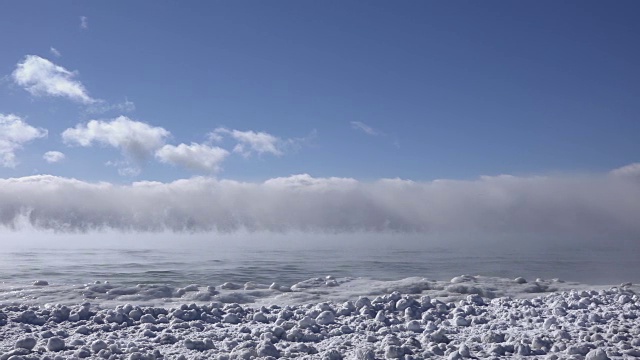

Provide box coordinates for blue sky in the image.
[1,0,639,184]
[0,1,640,236]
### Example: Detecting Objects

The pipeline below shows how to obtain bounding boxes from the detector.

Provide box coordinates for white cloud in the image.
[0,114,48,168]
[49,47,61,58]
[43,151,65,163]
[211,128,283,157]
[85,98,136,115]
[0,168,638,238]
[351,121,381,136]
[12,55,97,104]
[610,163,640,179]
[264,173,357,189]
[106,161,141,177]
[156,143,229,173]
[62,116,170,165]
[208,131,224,143]
[80,16,88,29]
[114,99,136,112]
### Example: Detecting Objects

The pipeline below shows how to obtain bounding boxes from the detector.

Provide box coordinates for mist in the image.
[0,171,638,242]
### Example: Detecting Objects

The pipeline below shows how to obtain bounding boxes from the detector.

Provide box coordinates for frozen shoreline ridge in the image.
[1,276,639,359]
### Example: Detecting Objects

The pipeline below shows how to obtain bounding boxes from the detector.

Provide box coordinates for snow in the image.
[0,275,639,359]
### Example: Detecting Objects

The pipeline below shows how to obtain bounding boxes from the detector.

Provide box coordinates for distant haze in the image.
[0,168,638,242]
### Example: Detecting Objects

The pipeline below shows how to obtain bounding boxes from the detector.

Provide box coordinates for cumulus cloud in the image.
[62,116,170,166]
[43,151,65,163]
[80,16,88,29]
[49,47,61,58]
[12,55,96,104]
[0,114,48,168]
[351,121,382,136]
[211,128,283,157]
[156,143,229,173]
[0,169,638,239]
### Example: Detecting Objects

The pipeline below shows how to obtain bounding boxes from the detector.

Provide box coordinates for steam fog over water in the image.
[1,168,640,290]
[2,232,639,288]
[0,169,639,235]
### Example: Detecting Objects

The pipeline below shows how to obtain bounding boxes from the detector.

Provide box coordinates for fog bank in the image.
[0,170,638,240]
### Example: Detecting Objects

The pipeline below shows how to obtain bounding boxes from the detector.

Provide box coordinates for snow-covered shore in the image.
[1,276,639,359]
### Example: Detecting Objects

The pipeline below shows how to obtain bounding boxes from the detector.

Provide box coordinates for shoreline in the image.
[1,275,636,309]
[1,276,639,359]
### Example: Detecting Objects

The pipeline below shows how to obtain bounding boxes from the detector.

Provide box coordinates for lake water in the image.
[1,232,638,288]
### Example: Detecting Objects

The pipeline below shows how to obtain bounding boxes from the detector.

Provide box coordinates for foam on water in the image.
[1,231,639,310]
[1,275,637,309]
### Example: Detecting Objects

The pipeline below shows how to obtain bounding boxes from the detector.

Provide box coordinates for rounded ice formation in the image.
[298,315,316,328]
[269,282,291,292]
[46,337,65,352]
[405,320,421,332]
[453,315,469,326]
[14,337,36,350]
[374,310,387,323]
[220,282,242,290]
[222,313,240,324]
[326,279,339,287]
[585,348,611,360]
[139,314,156,324]
[257,341,280,357]
[315,310,335,325]
[91,339,108,353]
[252,312,268,323]
[355,296,371,309]
[450,275,475,283]
[384,345,404,359]
[514,276,527,284]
